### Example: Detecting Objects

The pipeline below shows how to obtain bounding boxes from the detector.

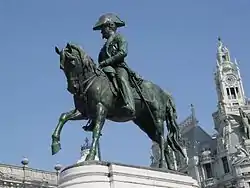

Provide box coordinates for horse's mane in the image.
[65,43,97,72]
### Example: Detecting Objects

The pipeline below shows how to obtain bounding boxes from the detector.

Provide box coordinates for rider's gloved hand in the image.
[99,61,108,68]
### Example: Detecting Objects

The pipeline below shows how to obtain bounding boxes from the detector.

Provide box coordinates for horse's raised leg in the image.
[51,109,85,155]
[85,103,106,160]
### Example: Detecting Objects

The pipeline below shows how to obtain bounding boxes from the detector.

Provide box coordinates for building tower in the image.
[212,37,250,152]
[212,38,250,188]
[214,37,246,111]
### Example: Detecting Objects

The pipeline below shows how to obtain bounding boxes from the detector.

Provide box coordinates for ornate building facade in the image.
[0,138,98,188]
[0,160,59,188]
[151,38,250,188]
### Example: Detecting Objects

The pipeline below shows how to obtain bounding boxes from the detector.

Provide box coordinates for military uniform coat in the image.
[98,32,128,73]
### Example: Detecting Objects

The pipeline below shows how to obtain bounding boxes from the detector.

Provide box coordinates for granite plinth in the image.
[58,161,199,188]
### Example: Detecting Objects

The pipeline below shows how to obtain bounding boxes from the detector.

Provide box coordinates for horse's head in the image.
[55,43,96,94]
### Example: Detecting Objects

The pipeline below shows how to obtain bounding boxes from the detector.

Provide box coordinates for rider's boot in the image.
[109,73,119,92]
[117,75,135,117]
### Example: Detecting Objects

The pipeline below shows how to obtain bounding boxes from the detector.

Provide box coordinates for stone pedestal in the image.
[58,161,199,188]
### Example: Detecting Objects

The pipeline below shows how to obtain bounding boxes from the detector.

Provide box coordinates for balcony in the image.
[202,178,217,187]
[200,155,214,164]
[227,105,250,112]
[199,150,215,164]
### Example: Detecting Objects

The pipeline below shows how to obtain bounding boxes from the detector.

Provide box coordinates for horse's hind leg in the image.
[133,117,167,168]
[164,143,175,170]
[155,119,168,168]
[51,109,86,155]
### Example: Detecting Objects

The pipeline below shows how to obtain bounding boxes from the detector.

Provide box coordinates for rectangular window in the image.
[204,163,213,178]
[222,156,230,173]
[226,88,231,99]
[235,87,240,98]
[230,88,236,99]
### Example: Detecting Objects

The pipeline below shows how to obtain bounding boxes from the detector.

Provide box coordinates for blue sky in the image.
[1,1,250,171]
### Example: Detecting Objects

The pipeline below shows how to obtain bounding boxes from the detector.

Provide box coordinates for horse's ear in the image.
[55,46,60,55]
[66,43,72,53]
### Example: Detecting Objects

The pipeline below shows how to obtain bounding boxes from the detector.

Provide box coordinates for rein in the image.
[65,44,105,98]
[79,74,97,97]
[76,56,101,98]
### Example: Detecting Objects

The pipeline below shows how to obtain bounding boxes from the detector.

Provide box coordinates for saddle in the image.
[102,65,143,95]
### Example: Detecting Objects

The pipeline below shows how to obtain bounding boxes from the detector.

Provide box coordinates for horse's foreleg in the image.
[51,109,85,155]
[85,103,106,160]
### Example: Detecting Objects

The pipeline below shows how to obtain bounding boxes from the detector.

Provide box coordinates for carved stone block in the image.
[58,161,199,188]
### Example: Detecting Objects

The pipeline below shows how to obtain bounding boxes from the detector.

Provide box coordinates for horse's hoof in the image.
[51,142,61,155]
[167,165,175,171]
[85,154,95,161]
[85,154,90,161]
[82,125,94,132]
[159,162,168,169]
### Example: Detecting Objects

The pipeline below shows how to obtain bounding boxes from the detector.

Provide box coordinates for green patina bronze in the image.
[51,13,186,170]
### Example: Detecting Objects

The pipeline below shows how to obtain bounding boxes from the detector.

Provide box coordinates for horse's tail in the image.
[164,92,186,158]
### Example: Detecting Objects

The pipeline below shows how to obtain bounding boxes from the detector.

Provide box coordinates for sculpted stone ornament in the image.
[236,145,249,157]
[222,117,230,150]
[232,145,250,164]
[230,108,250,140]
[51,13,186,170]
[239,108,250,139]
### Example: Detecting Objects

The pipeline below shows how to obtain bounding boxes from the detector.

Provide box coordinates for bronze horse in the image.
[51,43,185,169]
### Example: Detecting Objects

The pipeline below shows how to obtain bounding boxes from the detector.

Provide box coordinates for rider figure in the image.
[93,13,135,116]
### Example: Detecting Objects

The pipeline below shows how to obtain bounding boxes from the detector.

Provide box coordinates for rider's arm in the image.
[105,34,128,66]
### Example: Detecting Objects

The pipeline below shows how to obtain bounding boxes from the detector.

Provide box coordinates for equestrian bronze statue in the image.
[51,13,186,169]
